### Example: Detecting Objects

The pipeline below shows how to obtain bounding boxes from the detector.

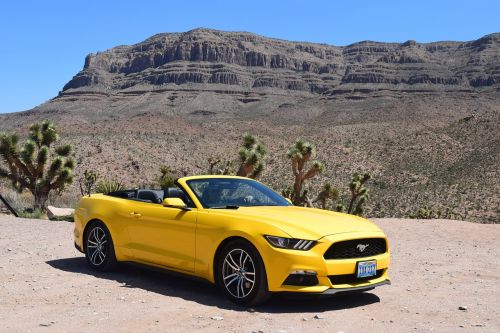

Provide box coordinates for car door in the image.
[125,200,197,272]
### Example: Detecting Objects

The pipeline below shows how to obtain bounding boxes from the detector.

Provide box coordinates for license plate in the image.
[357,260,377,278]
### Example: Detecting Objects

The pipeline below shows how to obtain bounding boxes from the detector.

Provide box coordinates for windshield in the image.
[186,178,291,208]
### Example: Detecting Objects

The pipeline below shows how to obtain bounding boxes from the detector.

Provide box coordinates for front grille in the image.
[324,238,387,259]
[329,269,384,285]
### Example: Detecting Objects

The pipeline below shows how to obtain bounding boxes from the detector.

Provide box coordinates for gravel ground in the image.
[0,215,498,333]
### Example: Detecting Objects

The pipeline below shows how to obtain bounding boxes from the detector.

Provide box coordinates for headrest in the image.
[137,190,162,203]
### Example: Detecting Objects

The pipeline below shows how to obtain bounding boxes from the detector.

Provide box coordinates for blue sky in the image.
[0,0,498,113]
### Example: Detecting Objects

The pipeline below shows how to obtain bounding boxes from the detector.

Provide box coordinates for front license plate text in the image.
[357,260,376,278]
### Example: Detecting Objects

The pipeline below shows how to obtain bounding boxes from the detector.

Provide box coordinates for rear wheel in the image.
[84,221,117,272]
[216,239,270,306]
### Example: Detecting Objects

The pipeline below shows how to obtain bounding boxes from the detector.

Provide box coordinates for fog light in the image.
[283,270,318,286]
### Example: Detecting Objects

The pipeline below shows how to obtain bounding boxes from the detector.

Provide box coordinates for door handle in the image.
[129,212,142,218]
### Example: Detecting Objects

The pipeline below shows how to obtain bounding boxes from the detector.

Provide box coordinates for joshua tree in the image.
[79,169,98,197]
[286,139,324,206]
[236,134,266,179]
[313,183,339,210]
[207,157,221,174]
[0,120,74,211]
[347,173,371,215]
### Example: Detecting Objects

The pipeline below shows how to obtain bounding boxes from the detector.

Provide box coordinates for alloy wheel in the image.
[222,248,256,299]
[87,226,107,266]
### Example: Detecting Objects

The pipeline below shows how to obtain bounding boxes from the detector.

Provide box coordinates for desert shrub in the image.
[0,120,74,211]
[158,165,175,188]
[409,205,436,219]
[18,208,44,219]
[409,205,459,220]
[95,180,125,194]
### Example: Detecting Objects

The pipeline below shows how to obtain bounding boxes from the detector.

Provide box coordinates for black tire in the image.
[84,220,117,272]
[216,239,270,306]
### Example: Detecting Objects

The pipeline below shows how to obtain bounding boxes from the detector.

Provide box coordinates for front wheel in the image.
[216,239,270,306]
[84,220,117,272]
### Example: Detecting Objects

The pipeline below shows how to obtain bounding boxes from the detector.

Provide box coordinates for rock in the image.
[46,206,75,220]
[458,306,468,311]
[314,314,325,319]
[62,28,500,98]
[210,316,224,321]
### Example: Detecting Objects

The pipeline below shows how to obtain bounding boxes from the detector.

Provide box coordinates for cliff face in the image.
[62,29,500,95]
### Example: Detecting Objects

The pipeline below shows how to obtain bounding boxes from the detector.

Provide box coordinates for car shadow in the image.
[46,256,381,313]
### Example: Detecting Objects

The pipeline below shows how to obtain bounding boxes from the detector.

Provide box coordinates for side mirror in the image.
[163,198,191,211]
[285,198,293,205]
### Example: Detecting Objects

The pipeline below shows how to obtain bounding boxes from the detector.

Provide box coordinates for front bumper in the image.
[320,279,391,295]
[261,231,390,293]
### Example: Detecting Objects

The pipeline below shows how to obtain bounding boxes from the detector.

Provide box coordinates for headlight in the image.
[264,235,316,251]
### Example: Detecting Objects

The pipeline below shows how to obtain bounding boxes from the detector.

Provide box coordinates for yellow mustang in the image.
[74,175,390,305]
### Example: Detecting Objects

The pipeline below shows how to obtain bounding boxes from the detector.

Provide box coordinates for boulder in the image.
[46,206,75,221]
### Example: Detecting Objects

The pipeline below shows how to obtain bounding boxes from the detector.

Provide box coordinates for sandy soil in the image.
[0,215,498,333]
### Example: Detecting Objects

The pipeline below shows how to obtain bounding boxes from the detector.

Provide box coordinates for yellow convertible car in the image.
[74,175,390,305]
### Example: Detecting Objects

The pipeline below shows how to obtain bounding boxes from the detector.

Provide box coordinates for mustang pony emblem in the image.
[356,244,370,252]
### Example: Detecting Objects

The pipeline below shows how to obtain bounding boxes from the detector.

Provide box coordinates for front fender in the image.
[194,210,288,283]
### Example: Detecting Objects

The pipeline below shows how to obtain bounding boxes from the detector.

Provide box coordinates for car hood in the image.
[210,206,383,239]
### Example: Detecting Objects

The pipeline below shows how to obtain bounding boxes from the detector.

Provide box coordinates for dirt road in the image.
[0,216,498,332]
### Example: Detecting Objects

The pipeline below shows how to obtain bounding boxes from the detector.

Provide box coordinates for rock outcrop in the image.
[62,28,500,97]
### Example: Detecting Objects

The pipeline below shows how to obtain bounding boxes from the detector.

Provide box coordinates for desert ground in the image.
[0,215,498,333]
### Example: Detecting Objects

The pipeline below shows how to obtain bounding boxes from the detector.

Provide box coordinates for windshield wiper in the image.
[208,205,240,209]
[250,204,283,207]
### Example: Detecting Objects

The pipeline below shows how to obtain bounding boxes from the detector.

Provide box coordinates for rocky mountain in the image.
[62,28,500,97]
[0,29,499,222]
